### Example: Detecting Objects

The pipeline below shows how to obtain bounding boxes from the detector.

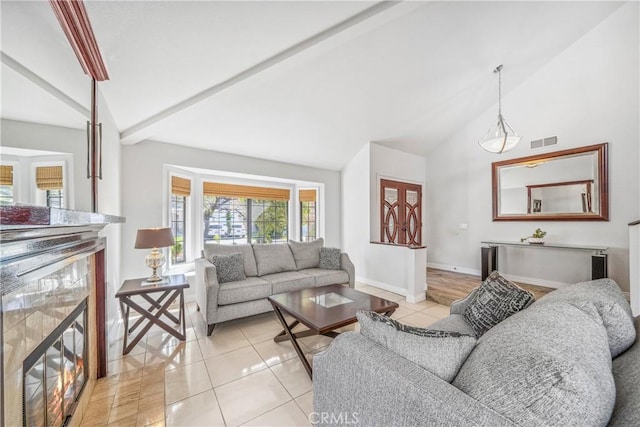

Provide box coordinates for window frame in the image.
[200,181,296,247]
[31,160,68,209]
[46,188,64,208]
[165,172,192,270]
[0,161,19,204]
[299,188,318,242]
[165,168,325,271]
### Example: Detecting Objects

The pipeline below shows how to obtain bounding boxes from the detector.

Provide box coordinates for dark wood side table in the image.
[116,274,189,355]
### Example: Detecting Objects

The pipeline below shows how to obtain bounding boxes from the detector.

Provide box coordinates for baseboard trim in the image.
[355,276,408,296]
[427,263,567,289]
[427,263,480,277]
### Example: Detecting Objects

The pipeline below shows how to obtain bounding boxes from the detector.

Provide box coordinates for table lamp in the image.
[134,227,175,282]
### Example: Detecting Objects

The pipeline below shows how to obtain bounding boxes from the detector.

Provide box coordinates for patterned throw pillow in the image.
[207,253,246,284]
[463,271,534,337]
[357,311,477,382]
[319,247,341,270]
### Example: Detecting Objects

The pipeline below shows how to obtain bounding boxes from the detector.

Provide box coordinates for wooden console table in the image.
[480,241,608,281]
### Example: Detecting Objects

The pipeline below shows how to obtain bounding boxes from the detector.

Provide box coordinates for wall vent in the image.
[530,136,558,149]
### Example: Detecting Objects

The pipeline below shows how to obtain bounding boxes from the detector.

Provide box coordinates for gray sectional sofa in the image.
[195,238,354,335]
[314,278,640,426]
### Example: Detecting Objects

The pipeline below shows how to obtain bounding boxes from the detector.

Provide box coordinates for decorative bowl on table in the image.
[520,228,547,245]
[526,237,545,245]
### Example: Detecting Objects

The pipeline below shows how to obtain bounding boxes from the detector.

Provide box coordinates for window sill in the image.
[166,262,195,276]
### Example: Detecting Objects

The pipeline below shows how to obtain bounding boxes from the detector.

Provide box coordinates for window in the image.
[0,165,14,203]
[170,176,191,264]
[46,189,64,208]
[203,182,290,245]
[36,165,64,208]
[300,189,317,242]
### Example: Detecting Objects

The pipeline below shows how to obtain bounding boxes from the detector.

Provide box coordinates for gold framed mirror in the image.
[492,143,608,221]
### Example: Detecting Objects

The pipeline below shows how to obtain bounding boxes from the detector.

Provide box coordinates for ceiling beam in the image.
[49,0,109,81]
[120,0,403,145]
[1,52,90,118]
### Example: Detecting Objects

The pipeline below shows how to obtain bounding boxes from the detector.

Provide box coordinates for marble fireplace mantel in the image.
[0,204,124,426]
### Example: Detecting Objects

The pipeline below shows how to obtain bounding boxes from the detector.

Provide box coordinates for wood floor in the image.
[426,268,554,306]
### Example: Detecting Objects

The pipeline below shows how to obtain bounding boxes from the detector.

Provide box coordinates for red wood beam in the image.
[49,0,109,81]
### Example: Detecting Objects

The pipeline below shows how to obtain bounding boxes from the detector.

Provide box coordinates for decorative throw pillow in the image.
[357,311,476,382]
[207,253,246,284]
[463,271,534,337]
[319,247,341,270]
[288,238,324,270]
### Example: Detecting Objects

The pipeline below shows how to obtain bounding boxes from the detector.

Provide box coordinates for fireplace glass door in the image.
[23,302,87,427]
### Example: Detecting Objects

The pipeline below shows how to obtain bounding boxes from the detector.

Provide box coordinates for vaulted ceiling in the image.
[0,1,627,170]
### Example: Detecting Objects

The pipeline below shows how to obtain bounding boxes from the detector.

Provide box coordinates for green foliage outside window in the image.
[255,201,288,243]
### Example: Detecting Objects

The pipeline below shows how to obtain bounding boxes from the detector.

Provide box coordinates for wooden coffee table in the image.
[268,284,399,378]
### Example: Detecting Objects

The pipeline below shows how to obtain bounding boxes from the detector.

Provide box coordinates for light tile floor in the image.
[80,283,449,426]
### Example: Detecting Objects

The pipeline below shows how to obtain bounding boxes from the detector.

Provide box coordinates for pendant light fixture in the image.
[478,64,521,154]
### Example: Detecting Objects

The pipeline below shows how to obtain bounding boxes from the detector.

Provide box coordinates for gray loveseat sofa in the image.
[314,278,639,426]
[195,238,354,335]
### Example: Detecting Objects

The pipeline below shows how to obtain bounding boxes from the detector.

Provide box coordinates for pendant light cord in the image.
[494,64,503,116]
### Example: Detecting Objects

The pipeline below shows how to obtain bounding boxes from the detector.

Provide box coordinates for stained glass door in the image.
[380,179,422,246]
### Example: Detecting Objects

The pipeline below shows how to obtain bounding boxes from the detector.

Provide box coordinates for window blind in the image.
[171,176,191,197]
[203,182,290,201]
[36,166,63,190]
[299,189,316,202]
[0,165,13,186]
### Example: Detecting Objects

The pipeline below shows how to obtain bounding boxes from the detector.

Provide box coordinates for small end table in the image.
[116,274,189,355]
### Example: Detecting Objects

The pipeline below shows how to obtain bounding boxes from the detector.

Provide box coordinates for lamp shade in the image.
[134,228,175,249]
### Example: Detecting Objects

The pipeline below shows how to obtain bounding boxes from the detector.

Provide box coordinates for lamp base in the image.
[146,270,163,282]
[145,249,166,282]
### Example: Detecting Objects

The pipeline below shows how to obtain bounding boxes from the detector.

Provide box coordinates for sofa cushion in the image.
[453,301,615,427]
[357,311,476,382]
[609,316,640,426]
[262,271,316,294]
[288,238,323,270]
[535,278,635,358]
[300,268,349,287]
[429,314,477,338]
[217,277,272,305]
[463,271,534,336]
[203,243,258,277]
[253,243,297,276]
[319,247,341,270]
[207,253,246,284]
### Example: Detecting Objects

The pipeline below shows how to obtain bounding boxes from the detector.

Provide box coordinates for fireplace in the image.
[1,205,124,427]
[23,300,87,426]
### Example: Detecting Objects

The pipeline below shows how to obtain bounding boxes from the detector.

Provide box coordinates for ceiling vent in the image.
[530,136,558,149]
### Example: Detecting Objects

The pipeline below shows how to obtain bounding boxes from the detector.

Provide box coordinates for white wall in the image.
[369,143,427,243]
[342,142,428,294]
[97,92,123,336]
[425,3,639,291]
[120,140,342,281]
[342,143,370,275]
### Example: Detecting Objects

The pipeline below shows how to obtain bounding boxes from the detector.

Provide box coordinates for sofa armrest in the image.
[450,287,479,315]
[313,333,515,427]
[340,253,355,288]
[195,258,220,324]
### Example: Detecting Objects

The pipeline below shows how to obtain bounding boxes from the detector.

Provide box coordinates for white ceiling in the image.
[0,1,626,170]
